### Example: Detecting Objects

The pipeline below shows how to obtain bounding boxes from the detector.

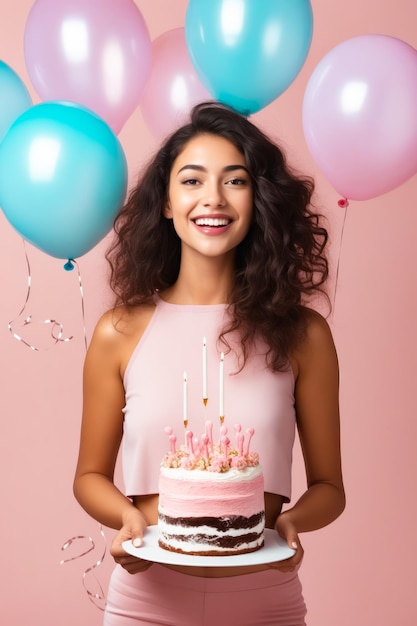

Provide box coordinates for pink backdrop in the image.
[1,1,416,624]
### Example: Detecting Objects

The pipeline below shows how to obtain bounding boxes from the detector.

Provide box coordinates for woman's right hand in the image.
[110,507,153,574]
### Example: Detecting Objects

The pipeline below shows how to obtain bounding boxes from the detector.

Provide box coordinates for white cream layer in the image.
[159,464,262,482]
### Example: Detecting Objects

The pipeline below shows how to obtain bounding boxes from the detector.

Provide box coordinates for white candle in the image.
[203,337,208,405]
[183,371,188,427]
[219,352,224,423]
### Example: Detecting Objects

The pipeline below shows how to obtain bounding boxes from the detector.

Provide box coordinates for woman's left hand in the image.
[267,514,304,573]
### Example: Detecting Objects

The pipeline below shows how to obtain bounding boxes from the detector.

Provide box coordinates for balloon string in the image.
[66,258,88,352]
[7,242,89,351]
[59,259,107,609]
[332,199,349,320]
[60,526,107,611]
[8,240,74,350]
[9,240,104,606]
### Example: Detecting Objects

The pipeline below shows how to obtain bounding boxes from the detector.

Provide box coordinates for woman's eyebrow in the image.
[176,163,249,175]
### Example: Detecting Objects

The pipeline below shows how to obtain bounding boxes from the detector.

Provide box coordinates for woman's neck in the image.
[161,254,235,305]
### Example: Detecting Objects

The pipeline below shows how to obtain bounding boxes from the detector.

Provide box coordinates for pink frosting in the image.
[158,471,264,517]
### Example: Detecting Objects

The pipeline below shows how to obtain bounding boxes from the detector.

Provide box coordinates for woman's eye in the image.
[182,178,200,185]
[227,177,247,185]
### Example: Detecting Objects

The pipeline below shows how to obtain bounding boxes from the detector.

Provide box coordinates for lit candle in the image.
[203,336,208,406]
[219,352,224,424]
[183,371,188,428]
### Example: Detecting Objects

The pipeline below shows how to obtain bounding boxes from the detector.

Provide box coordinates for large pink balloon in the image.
[303,35,417,201]
[140,28,211,139]
[24,0,152,134]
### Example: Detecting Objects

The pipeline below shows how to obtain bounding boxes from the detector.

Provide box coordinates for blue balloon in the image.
[0,60,32,142]
[185,0,313,114]
[0,101,127,260]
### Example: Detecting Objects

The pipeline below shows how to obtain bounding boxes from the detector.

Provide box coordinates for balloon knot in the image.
[63,259,75,271]
[337,198,349,208]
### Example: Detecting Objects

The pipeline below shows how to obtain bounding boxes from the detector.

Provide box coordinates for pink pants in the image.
[103,563,307,626]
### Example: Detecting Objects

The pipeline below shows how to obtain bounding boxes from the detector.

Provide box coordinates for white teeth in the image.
[195,218,230,227]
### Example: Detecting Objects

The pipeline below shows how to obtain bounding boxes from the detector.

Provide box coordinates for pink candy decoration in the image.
[245,428,255,455]
[220,435,230,456]
[231,456,247,470]
[169,434,176,454]
[163,423,258,473]
[201,434,209,460]
[237,432,244,457]
[205,421,213,445]
[185,430,195,455]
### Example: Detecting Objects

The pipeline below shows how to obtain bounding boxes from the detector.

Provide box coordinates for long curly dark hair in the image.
[106,101,329,371]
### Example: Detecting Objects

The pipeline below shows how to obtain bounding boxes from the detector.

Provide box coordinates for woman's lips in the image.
[192,216,233,235]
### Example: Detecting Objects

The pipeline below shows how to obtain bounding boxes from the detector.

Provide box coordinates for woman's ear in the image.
[163,200,172,219]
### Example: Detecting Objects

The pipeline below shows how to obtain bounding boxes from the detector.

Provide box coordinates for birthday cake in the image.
[157,422,265,556]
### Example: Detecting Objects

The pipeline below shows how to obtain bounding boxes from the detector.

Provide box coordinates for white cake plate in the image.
[122,526,296,567]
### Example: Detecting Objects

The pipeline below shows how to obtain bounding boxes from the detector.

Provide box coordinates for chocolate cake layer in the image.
[158,511,265,531]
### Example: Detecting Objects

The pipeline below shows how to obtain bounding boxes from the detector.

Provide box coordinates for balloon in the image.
[302,35,417,201]
[24,0,152,134]
[185,0,313,115]
[0,101,127,260]
[140,28,211,139]
[0,61,32,142]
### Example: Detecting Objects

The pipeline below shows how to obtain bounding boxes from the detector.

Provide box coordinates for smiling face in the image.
[164,133,253,264]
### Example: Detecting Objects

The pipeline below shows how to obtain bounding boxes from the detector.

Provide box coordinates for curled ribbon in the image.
[60,525,107,611]
[8,240,87,352]
[9,239,103,605]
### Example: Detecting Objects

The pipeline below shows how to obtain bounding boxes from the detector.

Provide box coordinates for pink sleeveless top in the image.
[122,295,296,501]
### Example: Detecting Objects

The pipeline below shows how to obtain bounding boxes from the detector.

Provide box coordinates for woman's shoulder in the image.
[291,307,337,378]
[89,302,156,361]
[302,307,334,343]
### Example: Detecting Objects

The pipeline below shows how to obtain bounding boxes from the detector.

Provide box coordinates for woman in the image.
[74,102,345,625]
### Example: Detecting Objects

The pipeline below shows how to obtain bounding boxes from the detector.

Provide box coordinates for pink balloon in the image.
[303,35,417,200]
[139,28,211,139]
[24,0,152,134]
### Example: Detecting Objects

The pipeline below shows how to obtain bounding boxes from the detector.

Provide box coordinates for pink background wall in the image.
[1,1,416,624]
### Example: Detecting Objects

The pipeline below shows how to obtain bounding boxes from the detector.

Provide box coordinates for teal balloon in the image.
[0,60,32,142]
[0,101,127,259]
[185,0,313,114]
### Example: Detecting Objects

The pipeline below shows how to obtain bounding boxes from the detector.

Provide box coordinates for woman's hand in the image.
[268,513,304,573]
[110,507,153,574]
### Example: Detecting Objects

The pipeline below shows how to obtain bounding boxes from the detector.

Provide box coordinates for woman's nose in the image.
[202,181,225,207]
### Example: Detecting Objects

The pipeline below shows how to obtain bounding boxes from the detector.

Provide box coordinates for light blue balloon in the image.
[0,101,127,259]
[185,0,313,114]
[0,60,32,142]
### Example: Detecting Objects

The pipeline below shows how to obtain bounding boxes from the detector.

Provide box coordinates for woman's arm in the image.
[274,310,345,567]
[73,310,148,534]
